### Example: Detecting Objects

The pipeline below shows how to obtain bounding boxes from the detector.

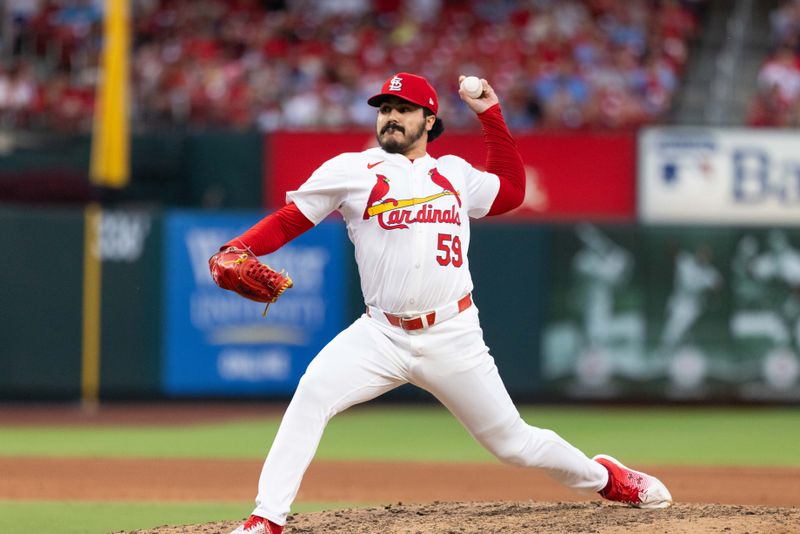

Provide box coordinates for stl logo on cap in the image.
[389,75,403,91]
[368,72,438,114]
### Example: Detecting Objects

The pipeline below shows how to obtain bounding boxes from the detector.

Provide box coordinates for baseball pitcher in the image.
[210,72,672,534]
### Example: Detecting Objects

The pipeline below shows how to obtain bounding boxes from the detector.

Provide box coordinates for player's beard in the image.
[377,120,426,154]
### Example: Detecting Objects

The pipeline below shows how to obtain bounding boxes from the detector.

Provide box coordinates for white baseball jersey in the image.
[287,146,501,314]
[250,145,611,528]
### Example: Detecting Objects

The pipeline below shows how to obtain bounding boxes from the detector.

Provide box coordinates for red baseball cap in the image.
[367,72,438,115]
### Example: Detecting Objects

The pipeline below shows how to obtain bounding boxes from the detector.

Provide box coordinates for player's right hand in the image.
[457,75,499,114]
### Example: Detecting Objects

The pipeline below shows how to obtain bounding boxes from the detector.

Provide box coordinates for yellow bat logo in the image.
[366,191,459,218]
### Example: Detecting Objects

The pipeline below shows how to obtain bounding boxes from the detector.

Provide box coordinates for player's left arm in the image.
[458,76,525,216]
[223,202,315,256]
[208,203,312,309]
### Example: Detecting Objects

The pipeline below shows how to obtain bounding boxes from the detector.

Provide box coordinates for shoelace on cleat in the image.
[603,470,646,504]
[242,515,268,532]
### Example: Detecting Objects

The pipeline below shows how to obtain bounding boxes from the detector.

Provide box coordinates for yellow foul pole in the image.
[81,203,102,409]
[90,0,130,188]
[84,0,130,408]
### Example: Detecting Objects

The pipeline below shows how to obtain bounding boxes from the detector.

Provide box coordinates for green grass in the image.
[1,405,799,534]
[0,500,361,534]
[0,406,798,466]
[519,406,800,466]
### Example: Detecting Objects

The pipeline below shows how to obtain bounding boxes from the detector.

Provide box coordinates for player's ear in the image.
[425,113,436,131]
[423,108,444,142]
[427,117,444,142]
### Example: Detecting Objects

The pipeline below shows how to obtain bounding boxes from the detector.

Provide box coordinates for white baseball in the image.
[460,76,483,98]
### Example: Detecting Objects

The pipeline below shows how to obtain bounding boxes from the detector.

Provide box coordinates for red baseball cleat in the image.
[229,514,283,534]
[593,454,672,509]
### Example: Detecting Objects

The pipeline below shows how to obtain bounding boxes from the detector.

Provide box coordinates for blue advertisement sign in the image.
[162,210,346,395]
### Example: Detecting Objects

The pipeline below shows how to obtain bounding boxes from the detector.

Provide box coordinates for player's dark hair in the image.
[424,108,444,142]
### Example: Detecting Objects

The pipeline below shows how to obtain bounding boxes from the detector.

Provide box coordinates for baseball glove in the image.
[209,247,293,315]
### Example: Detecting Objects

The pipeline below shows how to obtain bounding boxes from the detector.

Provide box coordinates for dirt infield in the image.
[125,502,800,534]
[2,404,799,533]
[2,457,800,533]
[2,457,800,507]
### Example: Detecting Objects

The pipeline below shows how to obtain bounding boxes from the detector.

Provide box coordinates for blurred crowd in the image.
[749,0,800,127]
[0,0,708,133]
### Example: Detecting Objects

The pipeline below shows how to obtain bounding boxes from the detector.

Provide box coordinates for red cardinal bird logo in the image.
[429,168,461,207]
[363,174,391,219]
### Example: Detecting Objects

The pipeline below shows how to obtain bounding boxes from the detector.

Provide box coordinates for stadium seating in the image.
[748,0,800,127]
[0,0,709,132]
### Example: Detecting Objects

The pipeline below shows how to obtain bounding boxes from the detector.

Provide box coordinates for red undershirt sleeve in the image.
[223,202,315,256]
[478,104,526,216]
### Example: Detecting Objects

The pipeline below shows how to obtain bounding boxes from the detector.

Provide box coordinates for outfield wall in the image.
[1,206,799,401]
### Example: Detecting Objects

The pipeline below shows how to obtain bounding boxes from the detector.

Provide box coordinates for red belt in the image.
[372,293,472,331]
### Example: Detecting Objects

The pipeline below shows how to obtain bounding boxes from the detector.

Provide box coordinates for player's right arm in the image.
[478,105,525,215]
[457,76,525,216]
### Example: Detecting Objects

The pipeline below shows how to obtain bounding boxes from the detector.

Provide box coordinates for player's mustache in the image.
[381,123,404,135]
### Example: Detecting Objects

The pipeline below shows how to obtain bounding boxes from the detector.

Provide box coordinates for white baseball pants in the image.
[252,304,608,525]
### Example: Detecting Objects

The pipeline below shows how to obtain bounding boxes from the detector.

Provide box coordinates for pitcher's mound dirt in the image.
[128,501,800,534]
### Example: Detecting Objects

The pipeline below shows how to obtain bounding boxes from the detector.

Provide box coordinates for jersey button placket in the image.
[409,163,426,310]
[415,225,423,268]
